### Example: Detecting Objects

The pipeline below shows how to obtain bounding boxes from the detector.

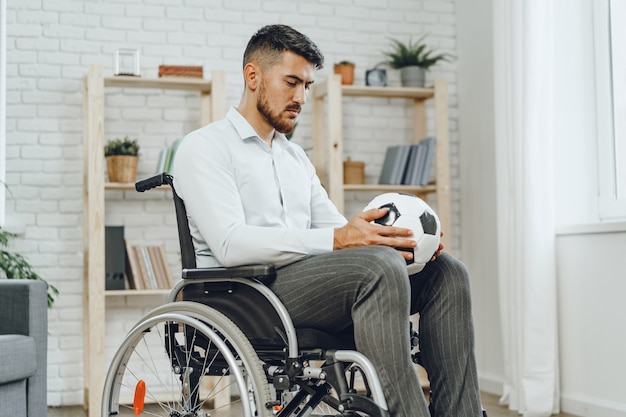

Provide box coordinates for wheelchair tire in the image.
[102,301,272,417]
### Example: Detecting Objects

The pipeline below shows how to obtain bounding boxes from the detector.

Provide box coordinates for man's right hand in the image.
[333,208,416,261]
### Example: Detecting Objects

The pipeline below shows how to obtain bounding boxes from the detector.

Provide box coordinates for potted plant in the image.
[104,136,140,183]
[334,60,355,85]
[380,36,452,87]
[1,226,59,307]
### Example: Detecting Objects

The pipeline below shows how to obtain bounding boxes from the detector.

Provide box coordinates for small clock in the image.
[365,69,387,87]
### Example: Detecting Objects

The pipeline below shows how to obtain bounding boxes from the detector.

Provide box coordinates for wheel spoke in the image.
[102,302,272,417]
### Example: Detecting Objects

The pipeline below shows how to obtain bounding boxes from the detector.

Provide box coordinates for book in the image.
[379,145,411,185]
[148,246,173,289]
[105,226,126,290]
[133,246,150,289]
[379,147,398,184]
[124,239,142,289]
[155,138,183,175]
[412,143,427,185]
[393,145,412,184]
[418,136,436,186]
[157,246,173,288]
[139,246,159,289]
[401,145,420,185]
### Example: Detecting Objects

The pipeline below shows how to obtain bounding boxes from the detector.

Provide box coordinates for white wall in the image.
[4,0,461,407]
[556,230,626,417]
[455,0,504,395]
[553,0,626,415]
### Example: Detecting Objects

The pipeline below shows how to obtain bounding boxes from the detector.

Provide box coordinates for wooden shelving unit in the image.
[82,64,226,416]
[311,74,451,245]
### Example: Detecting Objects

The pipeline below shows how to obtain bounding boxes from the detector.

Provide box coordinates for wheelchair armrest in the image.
[182,264,276,283]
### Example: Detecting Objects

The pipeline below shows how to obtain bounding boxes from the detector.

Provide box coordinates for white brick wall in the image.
[5,0,459,406]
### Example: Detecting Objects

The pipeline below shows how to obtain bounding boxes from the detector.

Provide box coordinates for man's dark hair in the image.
[243,24,324,70]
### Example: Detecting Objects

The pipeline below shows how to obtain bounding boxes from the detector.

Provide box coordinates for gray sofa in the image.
[0,280,48,417]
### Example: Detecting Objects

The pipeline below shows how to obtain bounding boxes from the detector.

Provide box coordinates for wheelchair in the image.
[101,173,425,417]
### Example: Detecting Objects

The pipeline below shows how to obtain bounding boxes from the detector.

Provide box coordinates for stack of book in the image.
[125,241,173,290]
[379,137,435,186]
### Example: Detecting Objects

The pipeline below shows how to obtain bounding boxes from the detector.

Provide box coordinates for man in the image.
[174,24,484,417]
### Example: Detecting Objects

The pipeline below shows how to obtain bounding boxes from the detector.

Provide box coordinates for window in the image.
[594,0,626,220]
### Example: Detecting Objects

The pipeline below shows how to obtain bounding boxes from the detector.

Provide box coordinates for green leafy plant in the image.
[104,136,140,157]
[0,227,59,307]
[381,36,453,69]
[334,60,355,67]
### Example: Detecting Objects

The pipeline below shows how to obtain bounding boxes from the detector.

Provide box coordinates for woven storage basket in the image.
[106,155,138,183]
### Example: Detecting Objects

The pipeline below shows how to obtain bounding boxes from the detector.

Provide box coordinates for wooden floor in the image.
[480,392,577,417]
[48,392,579,417]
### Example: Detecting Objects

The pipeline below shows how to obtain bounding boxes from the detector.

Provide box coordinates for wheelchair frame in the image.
[101,173,393,417]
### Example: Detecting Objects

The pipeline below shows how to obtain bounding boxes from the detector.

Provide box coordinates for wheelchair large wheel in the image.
[102,302,272,417]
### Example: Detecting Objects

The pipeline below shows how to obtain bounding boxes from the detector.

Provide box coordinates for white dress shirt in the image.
[173,107,348,268]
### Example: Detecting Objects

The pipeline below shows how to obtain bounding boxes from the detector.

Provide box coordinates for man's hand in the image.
[431,230,445,261]
[333,208,416,261]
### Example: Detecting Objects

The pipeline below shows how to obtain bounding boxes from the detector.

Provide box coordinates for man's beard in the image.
[257,81,299,134]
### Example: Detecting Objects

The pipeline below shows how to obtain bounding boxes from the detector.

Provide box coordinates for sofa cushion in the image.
[0,334,37,384]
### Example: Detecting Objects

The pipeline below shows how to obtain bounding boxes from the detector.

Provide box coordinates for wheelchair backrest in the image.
[162,174,289,349]
[162,174,197,269]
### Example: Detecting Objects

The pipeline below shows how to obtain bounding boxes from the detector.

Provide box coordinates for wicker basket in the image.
[344,157,365,184]
[106,155,138,183]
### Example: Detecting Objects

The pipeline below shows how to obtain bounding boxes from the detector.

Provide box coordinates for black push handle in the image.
[135,172,173,192]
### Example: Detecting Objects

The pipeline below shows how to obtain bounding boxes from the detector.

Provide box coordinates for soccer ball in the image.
[363,192,441,274]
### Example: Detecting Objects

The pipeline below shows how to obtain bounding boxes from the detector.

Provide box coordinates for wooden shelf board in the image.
[103,75,213,92]
[104,182,169,190]
[341,85,435,100]
[105,289,171,297]
[313,78,435,100]
[343,184,437,193]
[104,182,135,190]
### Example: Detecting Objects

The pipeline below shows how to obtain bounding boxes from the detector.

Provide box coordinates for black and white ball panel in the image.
[363,192,441,274]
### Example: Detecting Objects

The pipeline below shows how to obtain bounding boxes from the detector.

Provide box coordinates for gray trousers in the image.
[268,246,482,417]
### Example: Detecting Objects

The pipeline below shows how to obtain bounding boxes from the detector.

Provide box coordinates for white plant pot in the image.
[400,66,426,88]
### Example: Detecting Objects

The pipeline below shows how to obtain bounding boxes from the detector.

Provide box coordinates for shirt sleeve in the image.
[173,129,342,268]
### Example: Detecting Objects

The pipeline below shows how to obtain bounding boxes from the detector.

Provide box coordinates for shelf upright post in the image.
[433,79,451,247]
[326,73,345,213]
[200,70,226,126]
[413,98,427,142]
[82,64,106,417]
[311,79,327,185]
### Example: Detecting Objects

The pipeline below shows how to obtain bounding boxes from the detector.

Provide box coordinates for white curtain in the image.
[493,0,560,416]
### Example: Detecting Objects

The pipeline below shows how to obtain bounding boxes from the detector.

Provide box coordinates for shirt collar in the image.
[227,106,290,147]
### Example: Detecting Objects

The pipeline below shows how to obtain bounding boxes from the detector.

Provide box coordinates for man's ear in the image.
[243,62,259,90]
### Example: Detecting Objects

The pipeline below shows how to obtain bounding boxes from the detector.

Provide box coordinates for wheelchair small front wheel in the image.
[102,302,272,417]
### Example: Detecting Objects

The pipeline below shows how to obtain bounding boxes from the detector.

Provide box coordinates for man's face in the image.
[256,51,315,134]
